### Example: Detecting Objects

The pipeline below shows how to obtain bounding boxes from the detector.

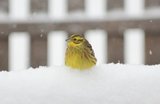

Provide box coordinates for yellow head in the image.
[66,35,85,47]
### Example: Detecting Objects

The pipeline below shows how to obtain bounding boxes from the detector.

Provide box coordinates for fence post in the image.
[0,34,9,71]
[107,31,124,63]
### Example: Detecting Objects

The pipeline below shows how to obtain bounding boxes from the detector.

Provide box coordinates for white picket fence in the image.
[0,0,160,71]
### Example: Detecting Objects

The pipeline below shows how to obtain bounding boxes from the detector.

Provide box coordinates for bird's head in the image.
[66,34,85,47]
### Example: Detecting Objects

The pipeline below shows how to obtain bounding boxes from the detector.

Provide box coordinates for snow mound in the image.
[0,64,160,104]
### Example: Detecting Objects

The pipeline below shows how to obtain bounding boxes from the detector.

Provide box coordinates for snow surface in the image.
[0,64,160,104]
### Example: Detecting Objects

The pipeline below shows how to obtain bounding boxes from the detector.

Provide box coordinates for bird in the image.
[65,34,97,70]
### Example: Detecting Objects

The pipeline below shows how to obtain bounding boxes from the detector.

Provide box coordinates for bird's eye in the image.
[73,38,76,41]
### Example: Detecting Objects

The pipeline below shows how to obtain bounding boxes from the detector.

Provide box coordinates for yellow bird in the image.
[65,34,97,70]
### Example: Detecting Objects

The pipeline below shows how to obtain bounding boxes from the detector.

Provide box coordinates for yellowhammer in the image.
[65,34,97,70]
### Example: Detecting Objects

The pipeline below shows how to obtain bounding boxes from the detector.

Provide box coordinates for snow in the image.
[0,64,160,104]
[1,0,160,103]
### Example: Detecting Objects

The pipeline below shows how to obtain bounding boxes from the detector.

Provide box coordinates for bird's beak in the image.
[65,38,70,41]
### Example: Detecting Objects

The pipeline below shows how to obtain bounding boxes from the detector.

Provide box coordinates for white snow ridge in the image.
[0,64,160,104]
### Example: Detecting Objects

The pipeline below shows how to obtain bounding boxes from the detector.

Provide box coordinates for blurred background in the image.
[0,0,160,71]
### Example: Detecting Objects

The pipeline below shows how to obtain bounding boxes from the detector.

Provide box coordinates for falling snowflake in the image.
[149,20,153,23]
[149,50,152,55]
[1,32,4,34]
[40,34,43,37]
[40,29,44,33]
